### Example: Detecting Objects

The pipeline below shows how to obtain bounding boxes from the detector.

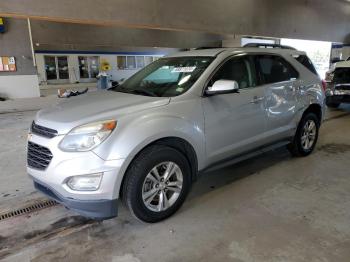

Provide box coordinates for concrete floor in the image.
[0,101,350,262]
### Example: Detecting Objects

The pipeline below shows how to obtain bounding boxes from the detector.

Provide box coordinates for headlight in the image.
[59,120,116,152]
[334,90,346,95]
[67,173,103,191]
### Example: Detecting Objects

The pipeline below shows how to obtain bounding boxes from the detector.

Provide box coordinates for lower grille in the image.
[27,142,53,170]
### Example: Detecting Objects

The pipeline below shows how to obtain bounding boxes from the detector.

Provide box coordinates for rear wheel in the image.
[122,145,191,223]
[288,112,320,157]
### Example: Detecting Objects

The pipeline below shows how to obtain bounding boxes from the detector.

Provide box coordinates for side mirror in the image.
[205,80,239,96]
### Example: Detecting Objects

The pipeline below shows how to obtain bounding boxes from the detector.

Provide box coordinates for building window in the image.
[117,56,127,69]
[127,56,136,69]
[78,56,99,79]
[136,56,145,68]
[89,57,99,78]
[78,57,89,78]
[44,55,69,81]
[44,56,57,80]
[144,56,153,66]
[57,57,69,79]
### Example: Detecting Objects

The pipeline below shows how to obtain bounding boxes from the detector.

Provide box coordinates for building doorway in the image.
[44,56,70,84]
[78,56,99,82]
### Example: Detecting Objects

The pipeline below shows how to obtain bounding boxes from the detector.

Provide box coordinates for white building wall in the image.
[35,52,162,85]
[68,55,79,83]
[99,54,139,81]
[0,75,40,99]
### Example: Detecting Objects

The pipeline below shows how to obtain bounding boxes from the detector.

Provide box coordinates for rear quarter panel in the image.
[284,53,326,125]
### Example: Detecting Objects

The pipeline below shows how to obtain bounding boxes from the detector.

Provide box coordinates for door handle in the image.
[250,96,264,104]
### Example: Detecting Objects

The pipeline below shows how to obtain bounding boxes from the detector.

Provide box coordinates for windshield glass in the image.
[111,56,214,97]
[334,68,350,84]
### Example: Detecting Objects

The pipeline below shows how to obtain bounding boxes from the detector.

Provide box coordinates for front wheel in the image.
[288,112,320,157]
[122,145,192,223]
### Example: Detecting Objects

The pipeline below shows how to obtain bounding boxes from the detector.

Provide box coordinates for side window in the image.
[256,55,298,85]
[293,55,318,76]
[209,56,256,89]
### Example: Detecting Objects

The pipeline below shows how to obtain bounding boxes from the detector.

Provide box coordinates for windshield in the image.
[334,68,350,84]
[111,56,214,97]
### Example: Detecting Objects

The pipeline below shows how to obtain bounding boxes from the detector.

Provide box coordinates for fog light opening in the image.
[67,173,103,191]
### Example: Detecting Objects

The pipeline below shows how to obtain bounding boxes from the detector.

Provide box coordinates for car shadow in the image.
[186,147,291,202]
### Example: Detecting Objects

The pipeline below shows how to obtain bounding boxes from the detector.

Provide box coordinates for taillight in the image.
[321,80,327,93]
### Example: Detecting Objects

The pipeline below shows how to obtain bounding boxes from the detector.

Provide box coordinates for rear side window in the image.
[255,55,299,85]
[293,55,318,76]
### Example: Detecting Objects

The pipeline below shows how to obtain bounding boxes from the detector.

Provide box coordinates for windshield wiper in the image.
[129,89,159,97]
[110,86,159,97]
[109,86,130,93]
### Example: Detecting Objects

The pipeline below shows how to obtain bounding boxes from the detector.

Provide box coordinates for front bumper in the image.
[27,132,127,219]
[33,179,118,219]
[325,88,350,104]
[326,94,350,104]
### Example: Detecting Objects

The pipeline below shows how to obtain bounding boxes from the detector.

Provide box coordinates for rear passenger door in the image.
[255,55,300,141]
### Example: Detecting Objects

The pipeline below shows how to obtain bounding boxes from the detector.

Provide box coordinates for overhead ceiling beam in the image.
[30,20,224,50]
[0,0,350,42]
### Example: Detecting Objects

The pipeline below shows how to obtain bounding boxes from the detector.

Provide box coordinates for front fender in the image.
[93,113,205,169]
[94,114,205,198]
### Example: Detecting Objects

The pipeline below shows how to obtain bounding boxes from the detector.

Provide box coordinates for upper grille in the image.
[27,141,53,170]
[31,121,58,138]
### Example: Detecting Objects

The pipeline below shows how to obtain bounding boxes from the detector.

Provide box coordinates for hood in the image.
[35,91,170,134]
[335,61,350,69]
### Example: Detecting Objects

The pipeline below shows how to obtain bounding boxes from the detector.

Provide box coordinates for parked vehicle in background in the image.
[27,45,325,223]
[325,57,350,81]
[325,60,350,108]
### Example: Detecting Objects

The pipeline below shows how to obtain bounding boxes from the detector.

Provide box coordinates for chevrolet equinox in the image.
[27,45,325,222]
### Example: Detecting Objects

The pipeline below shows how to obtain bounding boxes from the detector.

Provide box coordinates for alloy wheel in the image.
[301,120,317,150]
[142,161,183,212]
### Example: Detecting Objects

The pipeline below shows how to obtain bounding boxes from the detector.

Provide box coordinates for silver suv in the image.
[27,45,325,222]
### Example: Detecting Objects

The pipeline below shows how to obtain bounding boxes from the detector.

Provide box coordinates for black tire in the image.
[288,112,320,157]
[122,145,192,223]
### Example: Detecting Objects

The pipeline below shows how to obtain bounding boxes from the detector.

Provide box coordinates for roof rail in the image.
[193,46,221,50]
[243,43,296,50]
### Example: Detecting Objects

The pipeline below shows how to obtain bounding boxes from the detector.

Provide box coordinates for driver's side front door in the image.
[202,55,268,165]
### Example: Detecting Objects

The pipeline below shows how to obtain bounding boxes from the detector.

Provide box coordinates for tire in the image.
[122,145,192,223]
[288,112,320,157]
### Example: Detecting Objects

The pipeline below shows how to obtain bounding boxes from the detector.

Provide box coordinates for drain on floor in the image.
[0,199,58,221]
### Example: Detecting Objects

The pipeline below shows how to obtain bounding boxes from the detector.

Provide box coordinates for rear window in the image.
[333,68,350,83]
[256,55,299,85]
[293,55,318,76]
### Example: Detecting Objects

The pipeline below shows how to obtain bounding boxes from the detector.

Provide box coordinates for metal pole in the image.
[27,18,36,67]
